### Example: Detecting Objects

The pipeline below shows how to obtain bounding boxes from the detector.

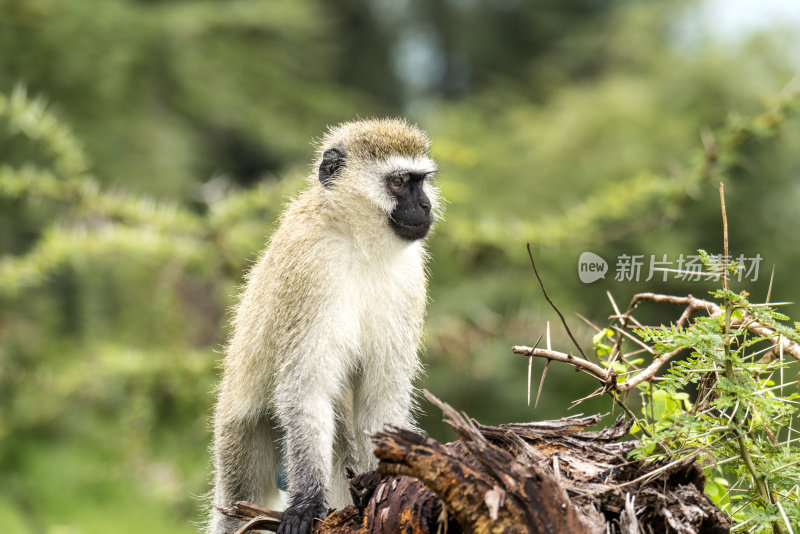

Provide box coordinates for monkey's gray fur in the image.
[208,118,441,534]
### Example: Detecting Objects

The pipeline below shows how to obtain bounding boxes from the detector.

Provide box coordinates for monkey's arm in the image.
[352,352,420,476]
[274,358,346,534]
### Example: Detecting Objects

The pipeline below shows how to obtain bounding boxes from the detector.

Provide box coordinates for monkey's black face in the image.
[386,172,433,241]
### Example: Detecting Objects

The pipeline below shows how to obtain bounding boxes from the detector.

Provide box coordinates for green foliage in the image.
[628,276,799,532]
[0,87,267,532]
[593,328,615,357]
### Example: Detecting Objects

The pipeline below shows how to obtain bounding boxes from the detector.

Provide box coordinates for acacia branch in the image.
[511,346,611,383]
[627,292,800,361]
[617,348,685,391]
[514,291,800,398]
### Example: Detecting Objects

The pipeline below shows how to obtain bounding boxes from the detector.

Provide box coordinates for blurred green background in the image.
[2,0,800,532]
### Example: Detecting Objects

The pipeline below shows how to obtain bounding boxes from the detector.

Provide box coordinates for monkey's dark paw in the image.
[277,499,327,534]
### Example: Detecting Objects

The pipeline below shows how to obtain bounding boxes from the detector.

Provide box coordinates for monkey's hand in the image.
[277,494,327,534]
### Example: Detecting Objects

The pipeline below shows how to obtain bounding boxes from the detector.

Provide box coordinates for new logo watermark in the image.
[578,252,608,283]
[578,252,763,284]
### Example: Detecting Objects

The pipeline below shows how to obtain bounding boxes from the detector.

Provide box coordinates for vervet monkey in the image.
[208,118,440,534]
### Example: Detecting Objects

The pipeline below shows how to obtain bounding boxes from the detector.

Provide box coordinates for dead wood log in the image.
[218,391,731,534]
[373,392,591,533]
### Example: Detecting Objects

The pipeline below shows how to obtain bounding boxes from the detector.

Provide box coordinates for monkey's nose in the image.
[419,201,431,212]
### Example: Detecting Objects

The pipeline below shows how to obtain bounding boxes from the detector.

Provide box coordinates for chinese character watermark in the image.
[578,252,763,284]
[614,254,644,282]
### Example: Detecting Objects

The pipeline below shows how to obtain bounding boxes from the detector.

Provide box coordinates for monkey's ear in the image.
[319,148,345,187]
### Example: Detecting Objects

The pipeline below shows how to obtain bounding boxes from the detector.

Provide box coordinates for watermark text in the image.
[578,252,763,284]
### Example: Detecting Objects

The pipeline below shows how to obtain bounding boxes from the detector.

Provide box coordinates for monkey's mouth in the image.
[388,218,432,241]
[393,220,430,230]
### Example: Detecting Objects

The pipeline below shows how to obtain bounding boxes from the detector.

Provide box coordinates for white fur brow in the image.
[375,155,437,177]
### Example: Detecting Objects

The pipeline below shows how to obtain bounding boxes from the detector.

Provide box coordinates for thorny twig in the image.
[719,183,785,534]
[513,292,800,396]
[526,243,590,362]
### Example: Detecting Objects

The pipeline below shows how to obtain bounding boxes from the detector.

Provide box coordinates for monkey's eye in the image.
[390,175,405,189]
